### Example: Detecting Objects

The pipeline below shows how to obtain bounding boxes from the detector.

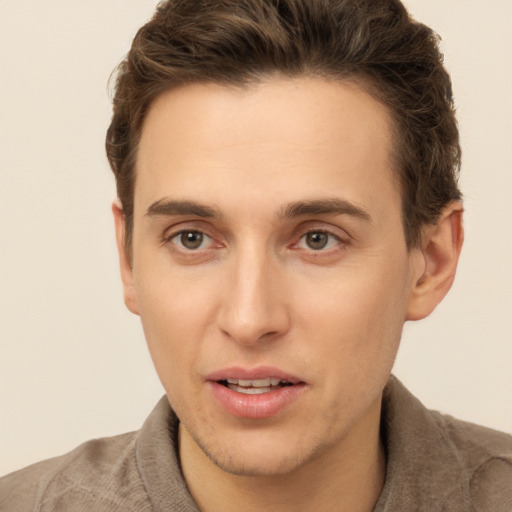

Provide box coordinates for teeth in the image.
[226,378,288,387]
[227,384,272,394]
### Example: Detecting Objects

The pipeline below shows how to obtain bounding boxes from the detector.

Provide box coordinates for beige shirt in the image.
[1,376,511,511]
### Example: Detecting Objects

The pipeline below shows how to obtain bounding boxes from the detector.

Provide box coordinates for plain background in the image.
[1,0,511,476]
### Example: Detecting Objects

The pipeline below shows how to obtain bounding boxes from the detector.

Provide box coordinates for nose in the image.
[217,248,290,346]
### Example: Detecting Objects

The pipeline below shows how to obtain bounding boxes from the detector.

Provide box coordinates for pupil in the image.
[306,232,328,250]
[181,231,203,249]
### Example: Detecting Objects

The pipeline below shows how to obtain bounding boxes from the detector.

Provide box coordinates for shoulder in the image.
[0,431,151,512]
[432,411,512,510]
[380,375,512,511]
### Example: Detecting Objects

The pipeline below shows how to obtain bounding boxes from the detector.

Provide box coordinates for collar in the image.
[374,375,471,511]
[136,396,200,512]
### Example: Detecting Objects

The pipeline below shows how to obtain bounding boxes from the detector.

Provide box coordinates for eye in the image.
[297,231,341,251]
[169,230,214,250]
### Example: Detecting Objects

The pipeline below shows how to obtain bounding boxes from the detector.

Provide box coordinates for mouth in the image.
[207,368,306,418]
[218,378,295,395]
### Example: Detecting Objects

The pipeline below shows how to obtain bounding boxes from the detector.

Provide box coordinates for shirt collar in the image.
[374,375,471,511]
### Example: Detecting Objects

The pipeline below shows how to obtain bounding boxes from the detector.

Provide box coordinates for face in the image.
[118,77,426,476]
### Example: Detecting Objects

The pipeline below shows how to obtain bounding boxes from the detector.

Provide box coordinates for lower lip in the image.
[208,381,307,419]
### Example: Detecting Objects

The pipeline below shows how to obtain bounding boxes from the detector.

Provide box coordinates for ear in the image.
[406,201,464,321]
[112,201,140,316]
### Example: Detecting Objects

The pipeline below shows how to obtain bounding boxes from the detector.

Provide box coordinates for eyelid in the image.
[288,222,352,257]
[168,230,215,250]
[296,231,341,249]
[293,221,350,241]
[162,220,217,241]
[160,220,350,256]
[162,228,224,264]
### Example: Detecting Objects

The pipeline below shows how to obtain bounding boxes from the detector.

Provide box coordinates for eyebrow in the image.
[280,198,372,222]
[145,197,371,222]
[146,199,222,218]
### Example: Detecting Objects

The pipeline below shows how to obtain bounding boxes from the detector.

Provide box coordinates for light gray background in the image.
[1,1,511,476]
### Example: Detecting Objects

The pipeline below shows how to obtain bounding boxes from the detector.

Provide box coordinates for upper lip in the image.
[206,366,304,384]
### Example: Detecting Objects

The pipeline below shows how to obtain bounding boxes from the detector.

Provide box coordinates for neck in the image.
[179,401,386,512]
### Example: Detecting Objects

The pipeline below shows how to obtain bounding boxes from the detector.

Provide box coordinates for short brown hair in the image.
[106,0,461,250]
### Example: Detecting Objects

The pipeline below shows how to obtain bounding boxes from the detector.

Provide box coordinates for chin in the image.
[190,426,325,478]
[206,447,306,477]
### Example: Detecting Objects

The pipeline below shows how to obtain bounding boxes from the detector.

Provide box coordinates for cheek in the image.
[291,264,409,429]
[134,266,220,387]
[294,255,410,371]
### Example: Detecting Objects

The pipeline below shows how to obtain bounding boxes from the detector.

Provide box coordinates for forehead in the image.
[135,77,400,220]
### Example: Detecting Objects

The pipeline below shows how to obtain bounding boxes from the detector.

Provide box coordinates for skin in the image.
[114,77,463,512]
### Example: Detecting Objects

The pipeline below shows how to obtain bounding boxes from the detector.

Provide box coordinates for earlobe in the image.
[112,201,140,316]
[406,202,464,321]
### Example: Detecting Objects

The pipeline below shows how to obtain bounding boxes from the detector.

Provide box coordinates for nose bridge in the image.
[219,239,288,345]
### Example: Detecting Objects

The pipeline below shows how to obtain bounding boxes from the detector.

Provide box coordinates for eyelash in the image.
[164,229,218,252]
[163,227,348,257]
[294,230,345,252]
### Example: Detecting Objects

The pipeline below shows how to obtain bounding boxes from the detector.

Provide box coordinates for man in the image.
[1,0,511,510]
